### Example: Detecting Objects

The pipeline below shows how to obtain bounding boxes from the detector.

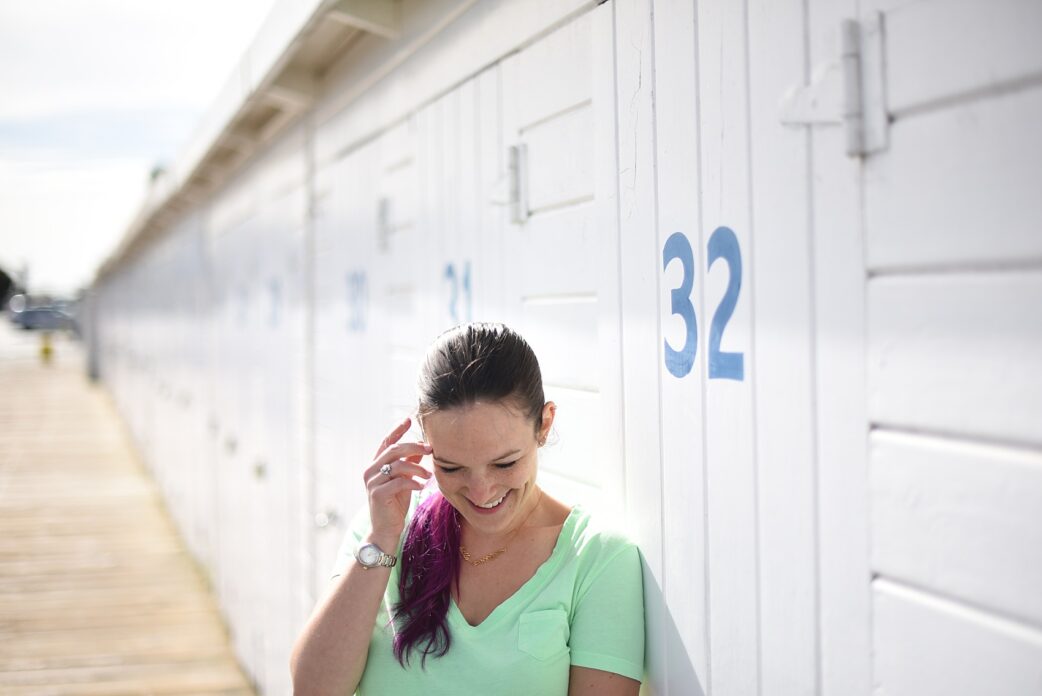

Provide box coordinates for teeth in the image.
[478,494,505,509]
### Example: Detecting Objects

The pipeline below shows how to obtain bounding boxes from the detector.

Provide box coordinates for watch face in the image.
[358,544,381,566]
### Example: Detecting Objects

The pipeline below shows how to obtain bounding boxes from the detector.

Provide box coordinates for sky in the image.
[0,0,278,296]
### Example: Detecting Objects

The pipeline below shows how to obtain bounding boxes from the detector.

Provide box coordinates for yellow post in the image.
[39,331,53,365]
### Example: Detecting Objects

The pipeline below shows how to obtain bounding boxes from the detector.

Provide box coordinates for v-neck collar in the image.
[449,505,582,631]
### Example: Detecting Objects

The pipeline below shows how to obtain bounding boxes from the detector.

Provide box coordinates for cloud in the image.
[0,0,277,295]
[0,159,149,294]
[0,107,200,163]
[0,0,276,119]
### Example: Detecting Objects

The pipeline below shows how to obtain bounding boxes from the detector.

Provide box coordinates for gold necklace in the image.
[459,545,506,566]
[459,490,542,567]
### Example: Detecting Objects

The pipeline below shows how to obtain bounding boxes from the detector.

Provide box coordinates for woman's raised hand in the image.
[363,417,432,544]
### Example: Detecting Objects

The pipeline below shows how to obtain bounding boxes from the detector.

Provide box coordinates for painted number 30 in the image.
[662,227,745,381]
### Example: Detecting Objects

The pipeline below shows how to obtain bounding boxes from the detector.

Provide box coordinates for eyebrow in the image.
[432,449,522,467]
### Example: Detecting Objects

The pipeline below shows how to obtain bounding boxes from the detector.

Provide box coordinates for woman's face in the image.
[422,399,552,537]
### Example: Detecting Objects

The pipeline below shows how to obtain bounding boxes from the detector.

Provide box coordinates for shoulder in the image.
[563,506,642,572]
[554,506,644,611]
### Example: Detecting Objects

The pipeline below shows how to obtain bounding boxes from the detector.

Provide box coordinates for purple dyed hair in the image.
[392,489,461,667]
[391,323,545,668]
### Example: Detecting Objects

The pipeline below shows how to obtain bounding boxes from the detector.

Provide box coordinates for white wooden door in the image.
[311,139,381,599]
[374,117,427,425]
[859,0,1042,693]
[252,191,302,696]
[499,4,624,519]
[619,0,875,692]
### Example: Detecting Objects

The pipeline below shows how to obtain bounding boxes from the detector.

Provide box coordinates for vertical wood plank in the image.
[614,0,667,692]
[474,65,505,322]
[746,0,819,693]
[590,0,627,582]
[651,0,710,692]
[806,1,872,693]
[696,0,760,692]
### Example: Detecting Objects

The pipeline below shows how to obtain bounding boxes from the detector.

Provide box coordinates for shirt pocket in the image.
[518,608,570,661]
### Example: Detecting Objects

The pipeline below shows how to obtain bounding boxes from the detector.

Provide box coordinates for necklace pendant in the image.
[460,545,507,566]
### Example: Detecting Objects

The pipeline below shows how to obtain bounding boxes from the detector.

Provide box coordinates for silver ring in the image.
[379,463,392,476]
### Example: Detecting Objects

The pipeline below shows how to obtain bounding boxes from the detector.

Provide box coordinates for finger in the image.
[364,461,431,489]
[373,417,412,459]
[372,441,432,469]
[402,452,426,466]
[370,473,426,503]
[364,448,431,482]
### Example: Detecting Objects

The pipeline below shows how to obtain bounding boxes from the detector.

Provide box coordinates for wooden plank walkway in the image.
[0,324,256,696]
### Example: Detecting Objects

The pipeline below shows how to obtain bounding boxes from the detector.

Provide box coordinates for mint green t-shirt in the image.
[330,495,646,695]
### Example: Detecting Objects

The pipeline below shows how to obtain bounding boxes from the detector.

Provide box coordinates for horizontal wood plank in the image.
[885,0,1042,115]
[868,272,1042,446]
[866,85,1042,270]
[871,430,1042,627]
[874,579,1042,696]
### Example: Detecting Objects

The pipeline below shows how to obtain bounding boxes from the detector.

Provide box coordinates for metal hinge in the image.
[779,13,888,157]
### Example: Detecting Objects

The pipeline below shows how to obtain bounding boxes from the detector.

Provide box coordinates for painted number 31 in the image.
[662,226,744,381]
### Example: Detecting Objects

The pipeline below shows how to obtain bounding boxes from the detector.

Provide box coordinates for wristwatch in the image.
[355,542,397,569]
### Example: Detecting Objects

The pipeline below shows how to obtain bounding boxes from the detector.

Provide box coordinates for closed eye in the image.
[437,461,516,474]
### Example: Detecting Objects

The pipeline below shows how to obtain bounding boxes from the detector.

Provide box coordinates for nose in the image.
[465,471,497,503]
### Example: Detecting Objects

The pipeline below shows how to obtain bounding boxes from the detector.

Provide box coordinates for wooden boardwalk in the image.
[0,325,256,696]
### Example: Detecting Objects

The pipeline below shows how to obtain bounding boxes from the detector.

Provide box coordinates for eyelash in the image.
[438,461,517,474]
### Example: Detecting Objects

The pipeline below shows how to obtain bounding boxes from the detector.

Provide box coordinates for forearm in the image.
[290,532,399,696]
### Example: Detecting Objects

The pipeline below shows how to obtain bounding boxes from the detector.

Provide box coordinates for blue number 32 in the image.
[662,227,744,381]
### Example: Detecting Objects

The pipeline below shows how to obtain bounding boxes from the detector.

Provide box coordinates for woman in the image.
[290,323,645,695]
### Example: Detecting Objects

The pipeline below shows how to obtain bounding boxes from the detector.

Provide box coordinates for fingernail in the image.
[423,443,433,451]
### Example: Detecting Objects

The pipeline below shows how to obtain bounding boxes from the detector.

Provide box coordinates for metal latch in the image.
[377,197,392,252]
[489,143,528,224]
[779,13,888,157]
[508,144,528,224]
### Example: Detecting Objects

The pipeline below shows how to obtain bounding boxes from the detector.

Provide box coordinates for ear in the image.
[538,401,556,445]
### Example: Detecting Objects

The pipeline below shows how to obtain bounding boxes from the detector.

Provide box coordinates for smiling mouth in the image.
[471,490,510,510]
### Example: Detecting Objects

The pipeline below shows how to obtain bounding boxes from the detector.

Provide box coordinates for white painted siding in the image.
[90,0,1042,694]
[871,431,1042,626]
[861,1,1042,695]
[874,580,1042,696]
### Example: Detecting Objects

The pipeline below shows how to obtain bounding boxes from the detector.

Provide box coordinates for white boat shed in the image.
[90,0,1042,694]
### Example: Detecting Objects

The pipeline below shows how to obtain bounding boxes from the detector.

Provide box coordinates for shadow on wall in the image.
[641,553,705,696]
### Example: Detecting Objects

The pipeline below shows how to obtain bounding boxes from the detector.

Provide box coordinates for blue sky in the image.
[0,0,277,295]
